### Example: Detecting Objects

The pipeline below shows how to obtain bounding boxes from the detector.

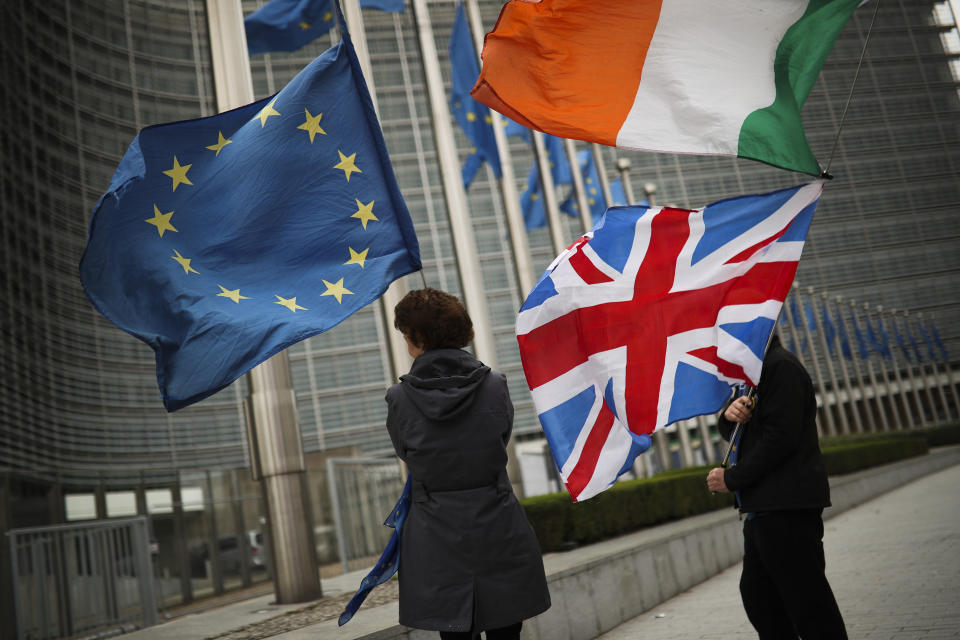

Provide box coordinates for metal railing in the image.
[8,516,157,640]
[327,457,404,573]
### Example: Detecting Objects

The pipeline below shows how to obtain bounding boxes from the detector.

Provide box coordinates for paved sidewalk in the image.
[597,464,960,640]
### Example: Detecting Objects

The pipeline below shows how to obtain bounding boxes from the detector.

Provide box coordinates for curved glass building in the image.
[1,0,959,629]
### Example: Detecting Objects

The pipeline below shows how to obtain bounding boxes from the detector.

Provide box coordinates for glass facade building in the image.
[2,0,959,544]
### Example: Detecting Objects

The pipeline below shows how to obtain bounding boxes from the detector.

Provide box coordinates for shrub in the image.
[522,431,935,552]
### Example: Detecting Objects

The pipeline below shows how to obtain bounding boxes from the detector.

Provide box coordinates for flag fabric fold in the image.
[245,0,336,55]
[338,477,410,625]
[449,2,501,188]
[471,0,863,175]
[930,322,950,363]
[560,150,628,221]
[246,0,404,56]
[821,302,836,355]
[516,182,823,501]
[80,7,421,411]
[520,135,573,229]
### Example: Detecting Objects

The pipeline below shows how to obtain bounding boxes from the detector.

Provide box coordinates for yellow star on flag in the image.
[299,21,311,29]
[206,131,232,156]
[275,295,307,312]
[323,11,332,20]
[171,250,199,274]
[485,115,492,124]
[255,98,281,128]
[351,199,377,229]
[321,278,353,304]
[146,204,177,237]
[531,193,539,202]
[466,112,476,122]
[344,247,368,268]
[334,150,362,181]
[217,285,250,303]
[163,156,193,191]
[297,109,327,143]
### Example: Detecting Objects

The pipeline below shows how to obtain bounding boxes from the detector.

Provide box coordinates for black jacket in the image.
[718,343,831,512]
[386,348,550,632]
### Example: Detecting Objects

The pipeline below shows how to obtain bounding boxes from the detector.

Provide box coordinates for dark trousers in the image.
[439,621,522,640]
[740,510,847,639]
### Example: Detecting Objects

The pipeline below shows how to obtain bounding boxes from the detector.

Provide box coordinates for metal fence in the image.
[327,458,404,573]
[8,516,157,640]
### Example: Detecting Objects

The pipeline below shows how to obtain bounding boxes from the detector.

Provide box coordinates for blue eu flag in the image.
[80,11,422,412]
[246,0,404,56]
[559,150,628,219]
[245,0,336,55]
[520,135,572,229]
[449,2,501,189]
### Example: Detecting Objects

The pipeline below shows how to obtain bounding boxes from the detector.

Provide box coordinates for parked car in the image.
[192,530,267,576]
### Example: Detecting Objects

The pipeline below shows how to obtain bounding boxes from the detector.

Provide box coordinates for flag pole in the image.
[826,292,865,433]
[564,139,593,233]
[340,0,412,384]
[590,143,614,210]
[795,284,836,436]
[868,304,914,429]
[205,0,321,603]
[846,300,890,431]
[889,308,931,426]
[464,0,536,296]
[409,0,497,368]
[534,132,569,256]
[811,288,850,434]
[923,312,960,421]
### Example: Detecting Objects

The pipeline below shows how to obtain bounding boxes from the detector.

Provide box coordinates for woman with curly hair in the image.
[386,288,550,640]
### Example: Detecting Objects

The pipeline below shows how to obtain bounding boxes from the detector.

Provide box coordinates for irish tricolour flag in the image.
[472,0,864,176]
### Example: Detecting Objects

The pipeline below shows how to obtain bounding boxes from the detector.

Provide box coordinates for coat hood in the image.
[398,348,490,421]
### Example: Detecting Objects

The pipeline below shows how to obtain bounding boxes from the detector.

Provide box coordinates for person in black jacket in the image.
[706,334,847,639]
[386,288,550,640]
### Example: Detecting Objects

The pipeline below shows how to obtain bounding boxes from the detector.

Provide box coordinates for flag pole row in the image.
[780,282,958,438]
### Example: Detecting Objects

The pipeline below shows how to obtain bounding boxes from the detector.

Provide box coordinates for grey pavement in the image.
[598,463,960,640]
[120,455,960,640]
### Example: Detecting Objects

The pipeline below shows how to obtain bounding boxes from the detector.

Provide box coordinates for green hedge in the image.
[522,430,939,552]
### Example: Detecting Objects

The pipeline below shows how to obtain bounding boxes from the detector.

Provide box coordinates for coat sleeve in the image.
[716,394,737,441]
[385,387,405,460]
[501,372,515,446]
[723,359,806,492]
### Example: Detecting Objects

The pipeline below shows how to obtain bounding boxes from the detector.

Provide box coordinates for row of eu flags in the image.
[784,295,949,365]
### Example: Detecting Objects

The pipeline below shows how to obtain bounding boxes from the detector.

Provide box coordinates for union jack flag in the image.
[516,182,822,501]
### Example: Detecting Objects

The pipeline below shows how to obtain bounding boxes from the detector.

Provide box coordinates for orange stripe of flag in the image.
[472,0,663,145]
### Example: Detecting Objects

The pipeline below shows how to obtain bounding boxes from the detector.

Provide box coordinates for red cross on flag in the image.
[516,182,823,501]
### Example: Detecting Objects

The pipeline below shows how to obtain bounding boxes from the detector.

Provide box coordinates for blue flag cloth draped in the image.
[246,0,404,56]
[449,2,501,189]
[559,150,628,220]
[520,135,572,229]
[905,320,924,363]
[246,0,336,55]
[893,320,911,362]
[804,298,817,332]
[80,8,422,412]
[865,315,891,359]
[930,322,950,362]
[919,323,938,363]
[788,295,807,352]
[876,316,894,360]
[821,302,836,355]
[836,311,852,360]
[338,477,411,625]
[852,313,869,360]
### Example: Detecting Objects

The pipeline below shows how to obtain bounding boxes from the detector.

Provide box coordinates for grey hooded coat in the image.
[385,348,550,633]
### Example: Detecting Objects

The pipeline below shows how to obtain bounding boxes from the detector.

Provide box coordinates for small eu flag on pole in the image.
[245,0,337,55]
[80,7,422,411]
[449,1,501,189]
